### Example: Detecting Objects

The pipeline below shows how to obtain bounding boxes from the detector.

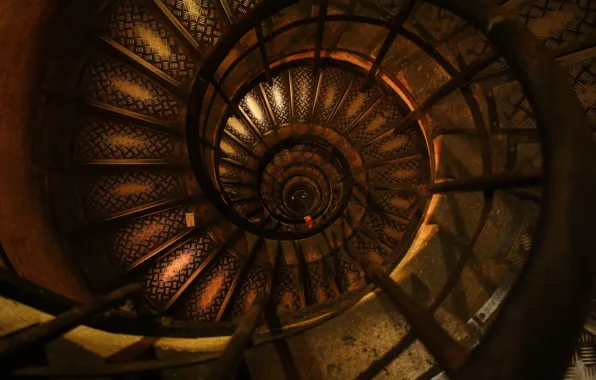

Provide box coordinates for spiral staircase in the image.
[2,0,596,379]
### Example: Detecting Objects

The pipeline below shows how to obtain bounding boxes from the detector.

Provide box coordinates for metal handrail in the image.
[186,0,596,379]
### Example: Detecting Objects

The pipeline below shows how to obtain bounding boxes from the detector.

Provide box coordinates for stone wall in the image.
[0,0,91,301]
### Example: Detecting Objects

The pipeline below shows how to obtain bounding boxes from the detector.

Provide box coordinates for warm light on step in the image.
[389,196,411,210]
[199,274,225,309]
[383,226,404,240]
[391,169,417,180]
[273,85,285,109]
[227,117,249,137]
[220,141,236,156]
[346,93,366,118]
[110,135,141,148]
[135,223,164,242]
[245,289,258,309]
[365,114,387,134]
[162,252,193,282]
[379,137,408,153]
[113,183,153,196]
[323,87,337,110]
[246,94,264,121]
[368,251,384,265]
[111,78,153,102]
[281,292,295,309]
[182,0,204,22]
[316,287,329,302]
[347,271,365,291]
[134,26,171,58]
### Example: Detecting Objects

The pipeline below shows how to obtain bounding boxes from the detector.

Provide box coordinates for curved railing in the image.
[186,0,596,379]
[1,0,595,379]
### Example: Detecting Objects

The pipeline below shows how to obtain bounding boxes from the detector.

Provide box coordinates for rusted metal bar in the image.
[263,241,302,380]
[397,50,499,132]
[97,36,188,99]
[0,283,143,372]
[216,0,234,26]
[361,50,500,150]
[343,96,385,136]
[73,159,183,168]
[362,0,416,90]
[151,0,205,61]
[313,0,328,74]
[220,157,258,174]
[207,76,267,147]
[86,100,181,134]
[83,194,204,231]
[361,262,468,373]
[218,220,271,321]
[222,130,261,159]
[230,196,260,204]
[292,241,312,307]
[423,172,543,195]
[255,22,273,86]
[429,3,596,378]
[210,293,268,380]
[202,135,260,161]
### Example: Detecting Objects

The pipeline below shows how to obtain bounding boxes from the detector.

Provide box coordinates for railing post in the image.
[0,283,143,372]
[210,293,268,380]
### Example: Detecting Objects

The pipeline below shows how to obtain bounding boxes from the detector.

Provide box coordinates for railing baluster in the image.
[255,22,273,86]
[206,76,268,148]
[163,208,263,312]
[230,196,260,205]
[362,0,417,90]
[127,214,224,273]
[210,293,268,380]
[360,50,500,149]
[216,0,234,26]
[314,0,328,75]
[0,283,143,372]
[292,241,311,307]
[422,172,543,195]
[97,36,189,99]
[340,207,469,376]
[217,217,271,320]
[361,262,469,373]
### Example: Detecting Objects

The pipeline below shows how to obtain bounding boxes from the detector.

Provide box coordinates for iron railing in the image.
[2,0,595,379]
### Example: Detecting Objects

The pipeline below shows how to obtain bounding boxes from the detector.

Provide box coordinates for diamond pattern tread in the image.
[105,0,196,82]
[74,118,179,160]
[144,232,216,305]
[162,0,226,51]
[107,205,192,268]
[177,252,241,321]
[84,170,184,218]
[230,263,270,316]
[82,56,183,121]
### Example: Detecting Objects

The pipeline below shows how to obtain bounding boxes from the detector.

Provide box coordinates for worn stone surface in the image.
[245,294,431,379]
[434,134,485,180]
[426,192,485,243]
[0,0,91,301]
[427,92,479,134]
[0,295,231,378]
